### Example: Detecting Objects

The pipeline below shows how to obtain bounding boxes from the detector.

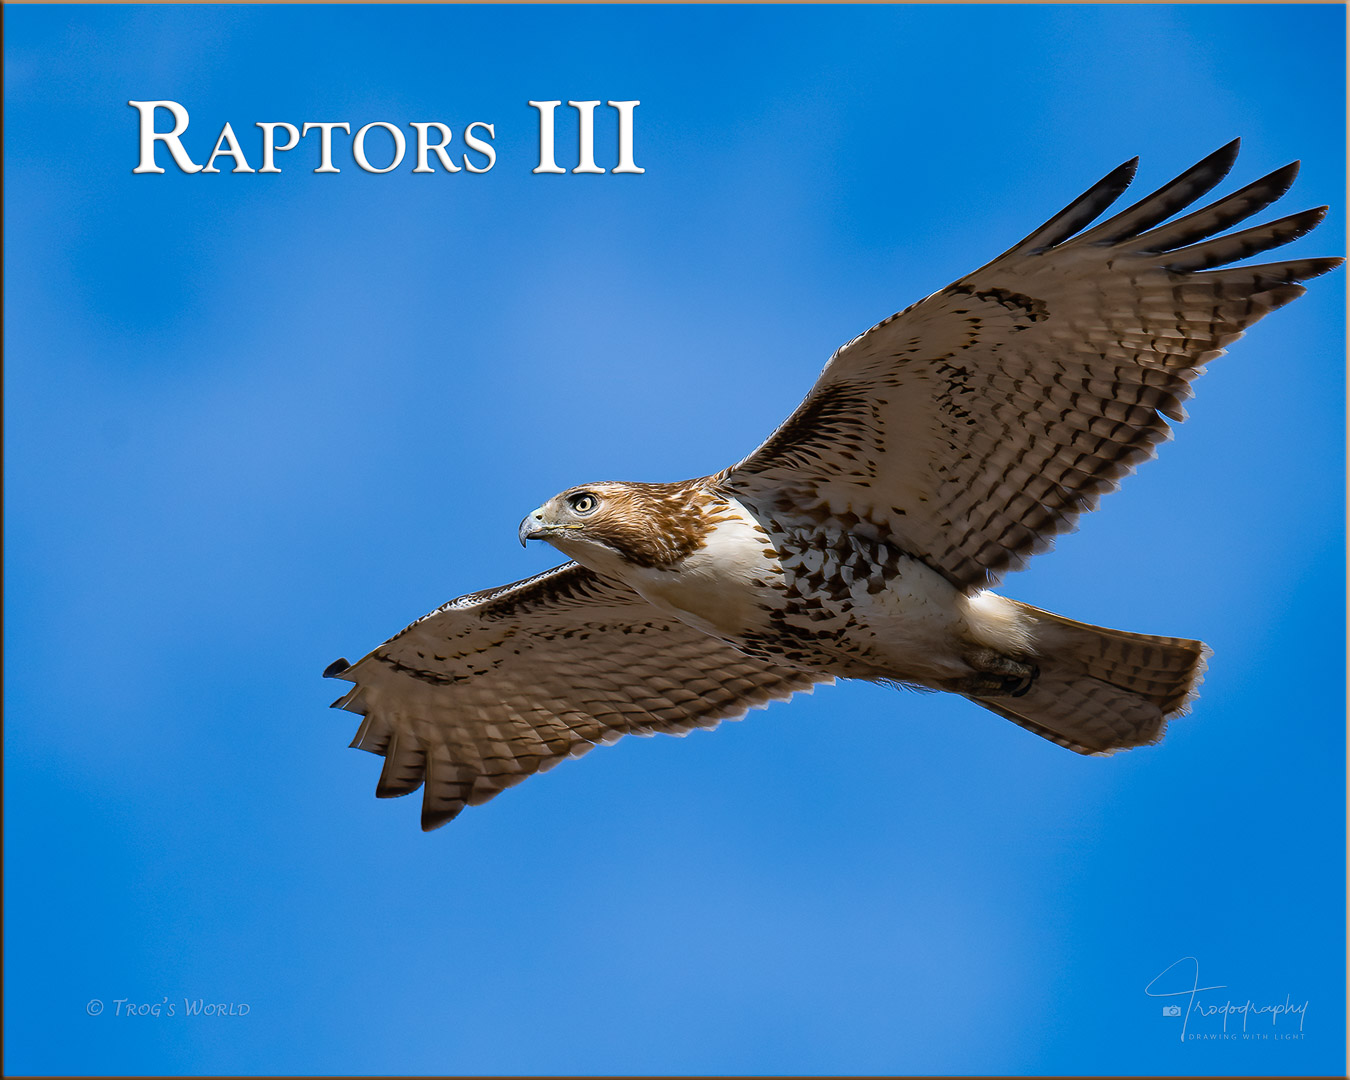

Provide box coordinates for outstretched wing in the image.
[325,562,828,829]
[718,140,1342,591]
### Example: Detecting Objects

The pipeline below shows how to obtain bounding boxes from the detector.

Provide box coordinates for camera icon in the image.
[1161,1005,1182,1017]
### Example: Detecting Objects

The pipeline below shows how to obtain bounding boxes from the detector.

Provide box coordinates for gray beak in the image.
[518,509,546,547]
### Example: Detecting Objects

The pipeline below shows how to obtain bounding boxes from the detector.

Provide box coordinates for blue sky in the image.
[4,4,1345,1075]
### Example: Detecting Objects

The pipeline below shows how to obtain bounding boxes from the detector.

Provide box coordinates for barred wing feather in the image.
[325,563,828,829]
[720,139,1342,590]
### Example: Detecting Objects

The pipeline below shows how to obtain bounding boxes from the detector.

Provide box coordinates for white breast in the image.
[624,497,778,640]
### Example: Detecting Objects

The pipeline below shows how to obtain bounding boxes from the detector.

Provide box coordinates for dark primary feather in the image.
[1001,157,1139,257]
[1157,207,1328,272]
[1070,138,1239,247]
[1132,161,1300,252]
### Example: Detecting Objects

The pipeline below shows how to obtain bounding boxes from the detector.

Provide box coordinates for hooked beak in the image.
[518,508,548,547]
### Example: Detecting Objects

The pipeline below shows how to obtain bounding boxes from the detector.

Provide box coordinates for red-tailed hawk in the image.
[325,141,1341,830]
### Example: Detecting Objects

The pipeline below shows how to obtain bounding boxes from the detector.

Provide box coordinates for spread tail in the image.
[971,601,1209,754]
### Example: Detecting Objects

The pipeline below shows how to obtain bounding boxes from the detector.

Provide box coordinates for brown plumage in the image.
[327,141,1340,829]
[525,481,732,568]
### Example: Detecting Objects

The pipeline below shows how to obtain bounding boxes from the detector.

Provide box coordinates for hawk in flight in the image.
[326,141,1340,829]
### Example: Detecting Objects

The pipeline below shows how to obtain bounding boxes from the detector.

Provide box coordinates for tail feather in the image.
[971,601,1210,755]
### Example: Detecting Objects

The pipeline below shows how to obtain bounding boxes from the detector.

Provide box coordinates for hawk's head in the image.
[519,480,717,571]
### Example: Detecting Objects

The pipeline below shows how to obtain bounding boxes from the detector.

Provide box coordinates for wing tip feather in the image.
[1211,135,1241,169]
[1303,255,1345,279]
[421,803,465,831]
[1000,154,1139,259]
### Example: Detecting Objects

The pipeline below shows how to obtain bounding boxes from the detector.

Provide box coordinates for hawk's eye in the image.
[569,493,599,515]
